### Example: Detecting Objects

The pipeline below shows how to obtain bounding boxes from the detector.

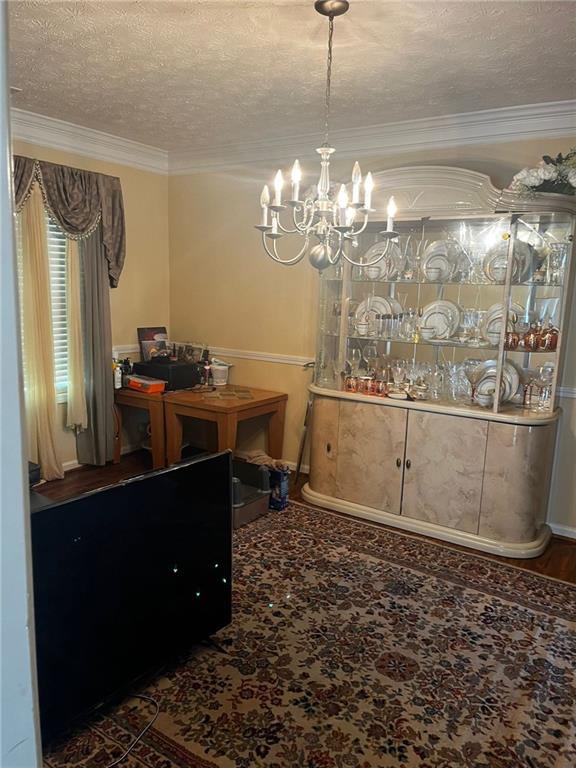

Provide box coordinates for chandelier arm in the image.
[347,214,370,238]
[262,231,309,265]
[293,200,317,232]
[277,216,300,235]
[342,238,391,268]
[328,235,344,265]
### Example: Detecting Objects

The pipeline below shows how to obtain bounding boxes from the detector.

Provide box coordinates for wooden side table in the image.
[163,386,288,465]
[113,388,166,469]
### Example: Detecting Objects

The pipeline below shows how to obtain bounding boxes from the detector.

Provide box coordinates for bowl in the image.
[492,266,507,282]
[476,392,494,408]
[426,267,442,281]
[420,326,436,340]
[365,265,381,280]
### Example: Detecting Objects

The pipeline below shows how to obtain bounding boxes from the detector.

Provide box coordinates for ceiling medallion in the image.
[256,0,397,271]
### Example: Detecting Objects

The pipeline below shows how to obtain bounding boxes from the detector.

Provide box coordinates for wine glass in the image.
[463,358,484,404]
[517,367,537,408]
[349,348,362,375]
[532,364,554,411]
[392,360,406,390]
[363,343,378,375]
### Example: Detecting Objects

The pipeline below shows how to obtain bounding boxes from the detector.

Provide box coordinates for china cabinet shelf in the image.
[306,166,576,558]
[324,331,558,354]
[349,279,565,288]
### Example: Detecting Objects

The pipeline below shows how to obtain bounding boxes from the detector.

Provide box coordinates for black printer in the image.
[132,360,203,391]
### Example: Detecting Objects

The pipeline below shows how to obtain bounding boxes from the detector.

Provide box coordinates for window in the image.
[46,217,68,397]
[16,214,69,400]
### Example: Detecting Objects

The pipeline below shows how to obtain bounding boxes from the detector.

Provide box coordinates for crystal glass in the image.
[463,358,484,404]
[349,348,362,375]
[546,242,568,285]
[392,361,406,389]
[532,364,555,411]
[363,343,378,375]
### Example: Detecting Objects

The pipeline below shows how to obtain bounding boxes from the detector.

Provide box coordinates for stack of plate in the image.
[422,240,468,281]
[482,241,536,284]
[361,242,406,280]
[355,295,403,324]
[475,360,521,404]
[420,300,461,339]
[481,302,524,343]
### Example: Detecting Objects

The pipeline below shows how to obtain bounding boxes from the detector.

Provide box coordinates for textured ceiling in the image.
[8,0,576,153]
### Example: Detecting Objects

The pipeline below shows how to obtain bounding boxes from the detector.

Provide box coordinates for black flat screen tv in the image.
[31,451,232,744]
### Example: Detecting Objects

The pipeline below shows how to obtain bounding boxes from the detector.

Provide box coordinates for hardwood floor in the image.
[36,451,576,584]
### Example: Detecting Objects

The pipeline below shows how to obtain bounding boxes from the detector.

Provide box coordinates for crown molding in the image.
[10,108,169,174]
[10,100,576,177]
[169,100,576,174]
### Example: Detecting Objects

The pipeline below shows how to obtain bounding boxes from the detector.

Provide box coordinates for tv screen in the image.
[31,451,232,743]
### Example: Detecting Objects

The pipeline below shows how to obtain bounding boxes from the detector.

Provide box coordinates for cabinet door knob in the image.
[396,457,402,468]
[326,442,332,454]
[405,459,411,469]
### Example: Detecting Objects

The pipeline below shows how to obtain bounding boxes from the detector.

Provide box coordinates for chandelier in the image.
[256,0,397,271]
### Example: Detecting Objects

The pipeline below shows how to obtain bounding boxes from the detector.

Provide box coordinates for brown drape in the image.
[97,174,126,288]
[12,155,36,211]
[13,156,126,287]
[38,160,101,238]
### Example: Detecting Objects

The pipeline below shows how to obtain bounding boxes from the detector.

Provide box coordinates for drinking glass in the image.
[463,358,484,404]
[428,365,444,400]
[546,243,568,285]
[518,367,536,408]
[363,343,378,375]
[392,361,406,390]
[532,364,554,411]
[350,348,362,375]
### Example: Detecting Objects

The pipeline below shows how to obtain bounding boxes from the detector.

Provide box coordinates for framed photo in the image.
[137,326,168,361]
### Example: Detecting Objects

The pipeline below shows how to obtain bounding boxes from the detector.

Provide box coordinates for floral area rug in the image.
[44,502,576,768]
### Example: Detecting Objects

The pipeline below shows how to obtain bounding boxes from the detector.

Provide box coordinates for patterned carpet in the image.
[44,502,576,768]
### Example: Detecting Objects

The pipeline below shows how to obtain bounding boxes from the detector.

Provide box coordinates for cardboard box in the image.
[269,469,290,511]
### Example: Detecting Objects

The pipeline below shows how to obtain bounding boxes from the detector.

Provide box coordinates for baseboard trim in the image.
[548,522,576,540]
[62,443,139,474]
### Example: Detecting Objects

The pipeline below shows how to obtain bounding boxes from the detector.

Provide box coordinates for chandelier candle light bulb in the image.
[386,196,397,232]
[291,160,302,202]
[363,172,374,211]
[273,170,284,207]
[352,161,362,205]
[337,184,348,225]
[260,185,270,228]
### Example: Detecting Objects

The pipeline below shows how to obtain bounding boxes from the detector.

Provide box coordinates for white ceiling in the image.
[8,0,576,155]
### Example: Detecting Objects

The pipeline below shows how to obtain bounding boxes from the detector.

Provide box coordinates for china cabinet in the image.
[302,167,576,557]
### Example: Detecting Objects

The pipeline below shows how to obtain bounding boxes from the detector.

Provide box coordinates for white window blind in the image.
[16,213,69,398]
[46,217,68,395]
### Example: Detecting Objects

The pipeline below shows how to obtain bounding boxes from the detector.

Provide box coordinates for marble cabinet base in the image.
[302,483,552,559]
[307,391,558,559]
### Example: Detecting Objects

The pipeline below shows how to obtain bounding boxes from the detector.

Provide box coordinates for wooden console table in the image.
[164,386,287,465]
[113,388,166,469]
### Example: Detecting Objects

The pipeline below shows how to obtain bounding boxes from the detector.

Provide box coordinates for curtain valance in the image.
[13,155,126,288]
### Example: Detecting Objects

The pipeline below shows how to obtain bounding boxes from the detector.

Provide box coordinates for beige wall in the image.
[169,136,576,529]
[13,140,170,465]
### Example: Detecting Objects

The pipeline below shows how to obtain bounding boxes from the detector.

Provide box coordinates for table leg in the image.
[267,400,286,458]
[166,406,184,465]
[216,413,238,452]
[113,404,122,464]
[149,400,166,469]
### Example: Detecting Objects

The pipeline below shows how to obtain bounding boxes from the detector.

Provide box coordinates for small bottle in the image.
[113,360,122,389]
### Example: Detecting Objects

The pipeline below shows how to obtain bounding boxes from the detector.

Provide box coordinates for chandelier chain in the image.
[323,14,334,146]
